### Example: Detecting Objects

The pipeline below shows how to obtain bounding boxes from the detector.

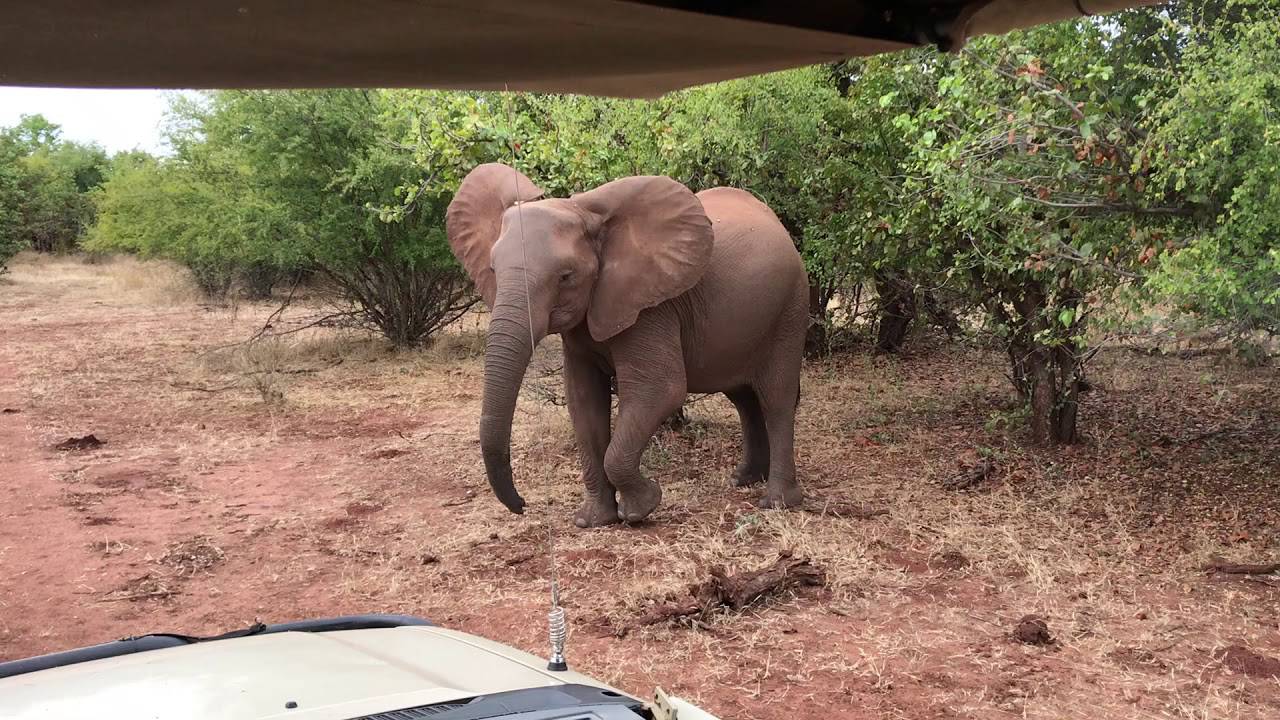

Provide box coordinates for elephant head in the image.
[445,163,713,514]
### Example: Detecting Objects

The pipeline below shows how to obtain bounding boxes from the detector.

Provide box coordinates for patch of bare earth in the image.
[1,254,1278,719]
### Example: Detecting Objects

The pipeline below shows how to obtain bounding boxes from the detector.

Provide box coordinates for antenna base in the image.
[546,659,568,672]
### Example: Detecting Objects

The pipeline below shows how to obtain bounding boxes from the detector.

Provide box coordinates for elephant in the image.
[446,163,808,527]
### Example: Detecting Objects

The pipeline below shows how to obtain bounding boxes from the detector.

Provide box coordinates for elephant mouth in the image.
[548,308,580,334]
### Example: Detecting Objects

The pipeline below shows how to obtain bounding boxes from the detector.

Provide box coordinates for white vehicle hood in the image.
[0,626,615,720]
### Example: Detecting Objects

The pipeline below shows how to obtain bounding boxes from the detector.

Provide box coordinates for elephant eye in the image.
[559,270,573,284]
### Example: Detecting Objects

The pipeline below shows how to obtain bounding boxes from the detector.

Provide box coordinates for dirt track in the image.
[2,255,1279,719]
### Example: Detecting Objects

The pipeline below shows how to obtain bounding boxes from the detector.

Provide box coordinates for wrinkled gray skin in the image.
[446,164,808,527]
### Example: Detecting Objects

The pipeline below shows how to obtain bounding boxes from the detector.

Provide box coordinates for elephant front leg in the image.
[564,349,617,528]
[607,376,686,524]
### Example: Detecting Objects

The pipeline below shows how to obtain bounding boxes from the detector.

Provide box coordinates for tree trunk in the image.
[1050,345,1081,443]
[874,273,916,354]
[921,290,962,337]
[1035,350,1083,444]
[805,280,829,358]
[1006,335,1035,398]
[992,280,1083,445]
[1018,344,1083,445]
[1026,349,1054,444]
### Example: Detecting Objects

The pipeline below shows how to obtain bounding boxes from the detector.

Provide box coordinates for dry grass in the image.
[4,252,201,306]
[460,343,1279,718]
[425,325,488,362]
[2,256,1277,719]
[103,255,204,306]
[160,535,226,576]
[223,338,292,405]
[290,330,389,363]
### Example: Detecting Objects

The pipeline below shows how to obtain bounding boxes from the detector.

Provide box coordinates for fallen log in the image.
[1203,562,1280,576]
[942,458,995,490]
[636,553,826,627]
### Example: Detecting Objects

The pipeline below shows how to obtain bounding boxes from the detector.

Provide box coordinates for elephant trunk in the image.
[479,292,540,514]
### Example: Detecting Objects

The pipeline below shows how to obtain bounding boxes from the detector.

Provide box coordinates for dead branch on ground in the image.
[1203,561,1280,576]
[942,457,996,490]
[635,552,825,627]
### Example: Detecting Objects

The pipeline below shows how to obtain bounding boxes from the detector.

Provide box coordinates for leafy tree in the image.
[219,89,482,344]
[92,90,479,345]
[1144,1,1280,343]
[0,114,109,255]
[887,20,1165,444]
[73,2,1279,439]
[0,138,24,274]
[537,69,871,353]
[818,54,964,353]
[4,114,62,152]
[88,152,251,296]
[18,141,110,253]
[654,67,848,352]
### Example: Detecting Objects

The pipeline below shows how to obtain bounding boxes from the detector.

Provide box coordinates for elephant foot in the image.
[616,479,662,523]
[731,465,767,488]
[759,483,803,510]
[574,497,621,528]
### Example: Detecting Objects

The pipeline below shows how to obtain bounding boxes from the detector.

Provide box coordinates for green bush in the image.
[66,2,1279,434]
[1145,4,1280,342]
[90,90,487,341]
[0,115,109,258]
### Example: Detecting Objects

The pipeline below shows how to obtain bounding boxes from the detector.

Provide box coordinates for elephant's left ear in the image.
[571,176,713,342]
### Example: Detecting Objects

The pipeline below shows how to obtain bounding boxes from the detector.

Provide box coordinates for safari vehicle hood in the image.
[3,0,1158,97]
[0,625,646,720]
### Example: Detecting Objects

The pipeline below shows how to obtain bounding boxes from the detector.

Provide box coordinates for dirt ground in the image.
[2,254,1278,719]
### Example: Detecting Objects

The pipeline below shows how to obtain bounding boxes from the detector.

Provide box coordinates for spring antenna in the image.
[546,552,568,671]
[503,87,568,673]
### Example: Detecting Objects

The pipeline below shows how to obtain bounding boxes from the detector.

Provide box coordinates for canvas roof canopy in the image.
[2,1,1157,97]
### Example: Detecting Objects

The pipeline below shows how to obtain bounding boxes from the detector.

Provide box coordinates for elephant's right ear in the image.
[446,163,544,308]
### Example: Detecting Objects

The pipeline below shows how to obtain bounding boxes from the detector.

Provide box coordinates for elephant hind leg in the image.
[725,386,769,487]
[754,333,804,510]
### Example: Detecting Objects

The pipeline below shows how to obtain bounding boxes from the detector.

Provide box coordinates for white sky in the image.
[0,87,189,155]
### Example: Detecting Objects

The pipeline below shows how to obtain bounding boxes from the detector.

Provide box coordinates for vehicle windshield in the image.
[3,5,1276,720]
[348,685,647,720]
